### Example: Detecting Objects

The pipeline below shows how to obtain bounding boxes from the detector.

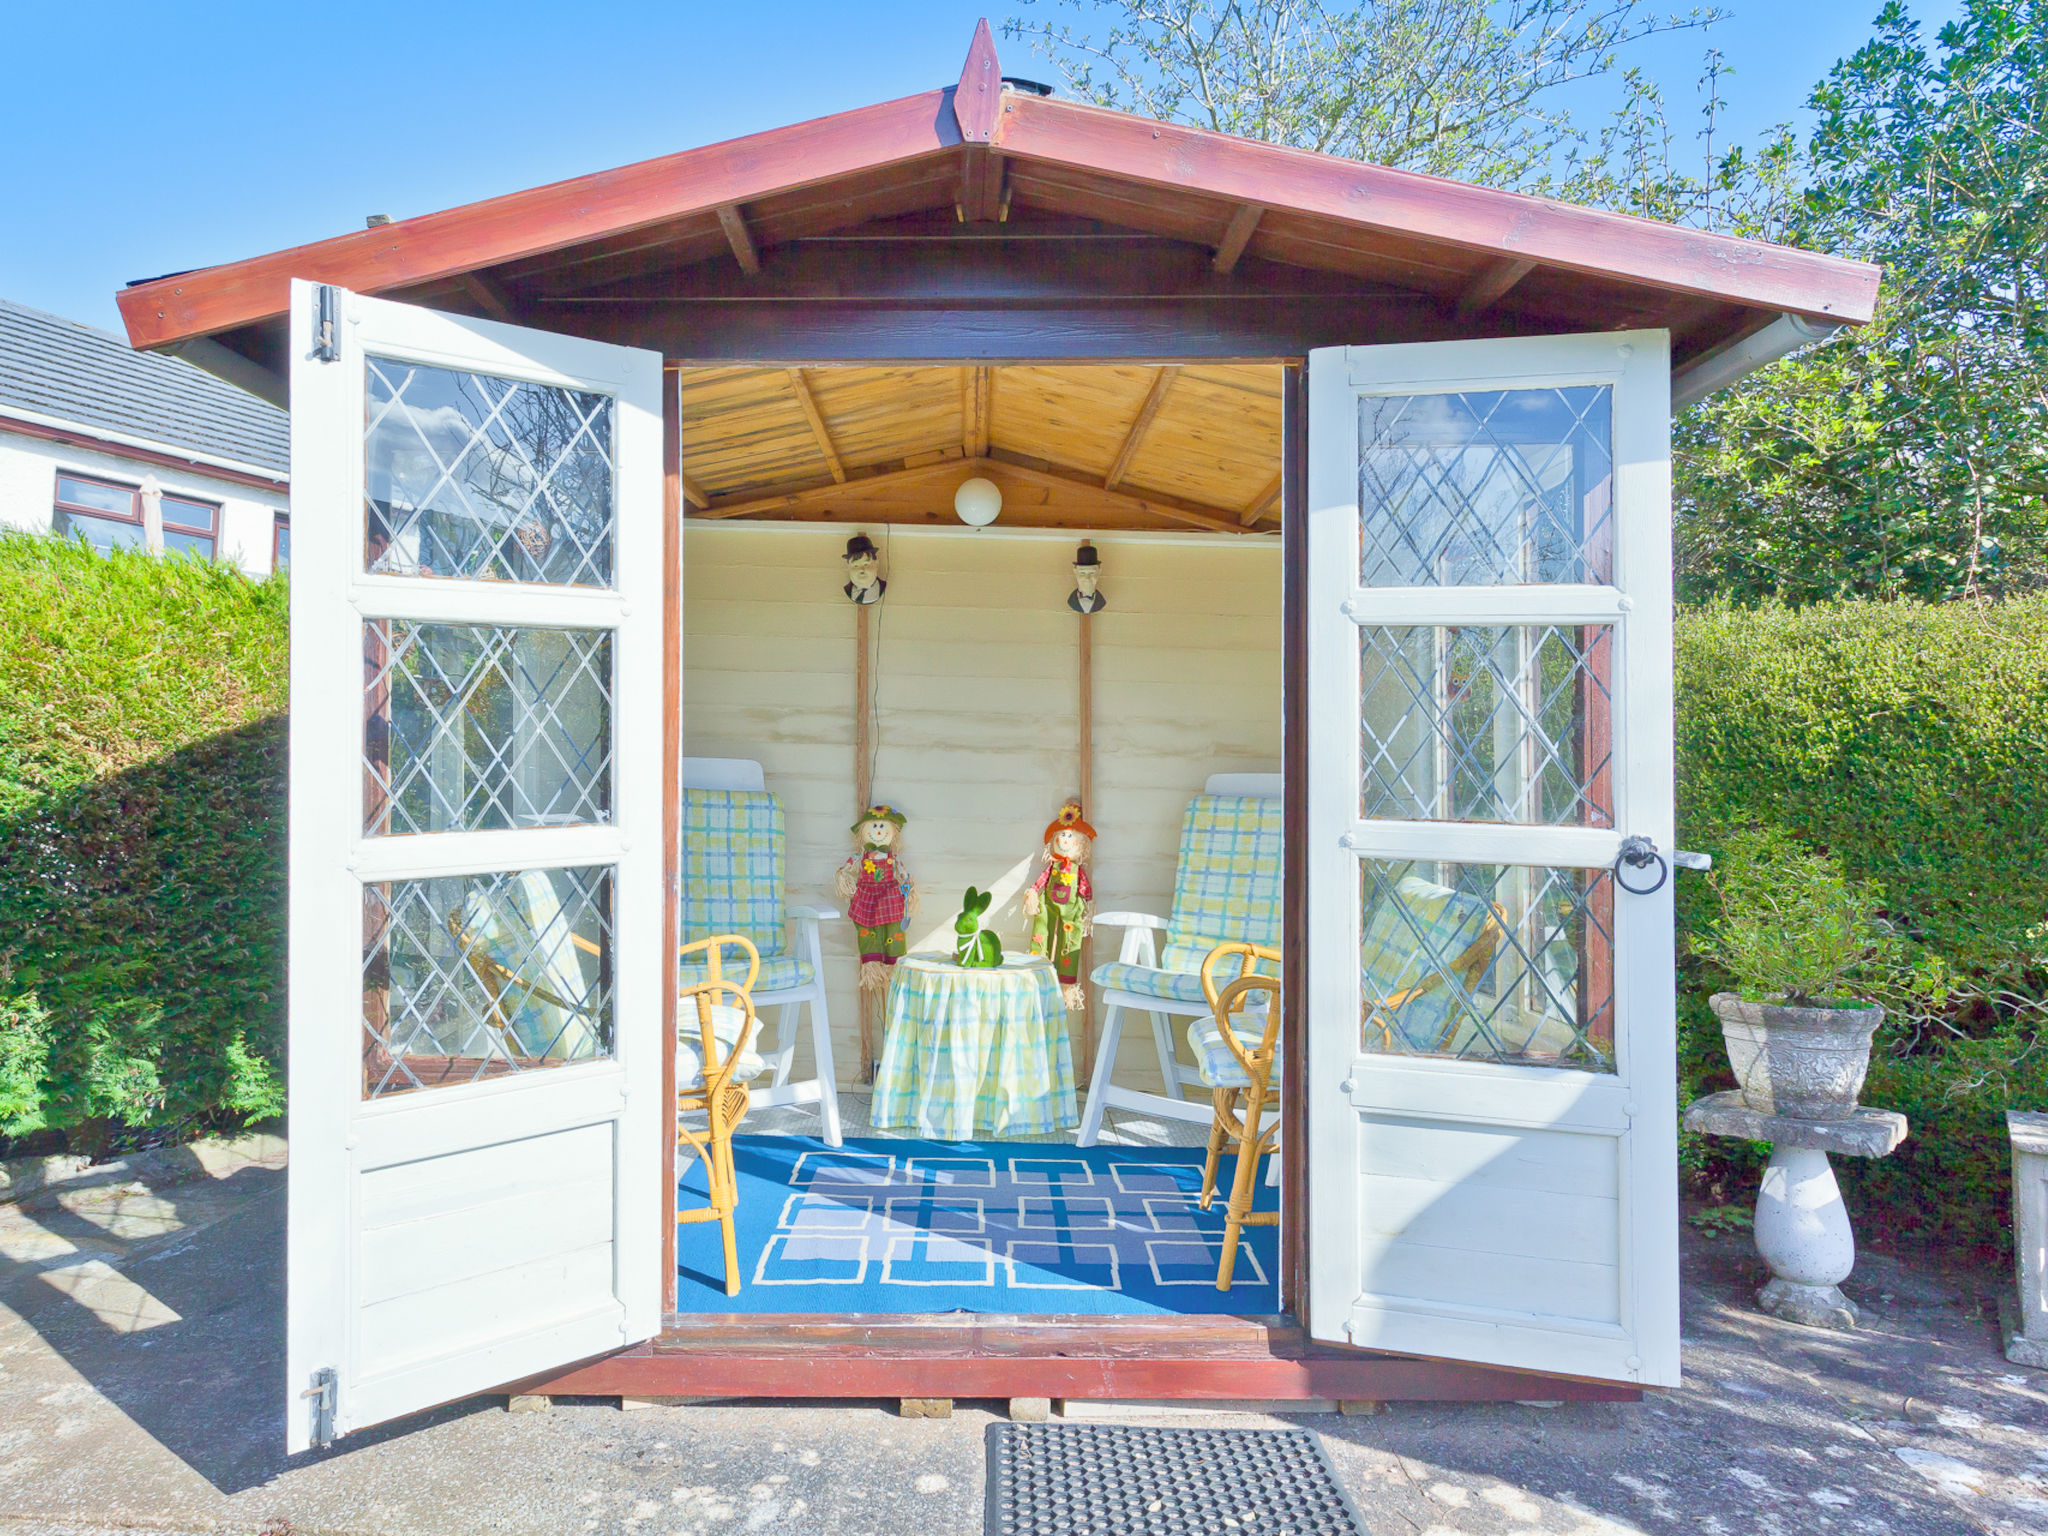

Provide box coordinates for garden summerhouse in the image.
[119,22,1877,1451]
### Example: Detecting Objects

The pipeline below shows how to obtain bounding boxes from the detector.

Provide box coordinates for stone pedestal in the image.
[2006,1112,2048,1368]
[1684,1091,1908,1332]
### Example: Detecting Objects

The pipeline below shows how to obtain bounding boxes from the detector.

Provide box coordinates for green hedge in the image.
[4,527,2042,1253]
[1675,595,2048,1255]
[0,532,287,1152]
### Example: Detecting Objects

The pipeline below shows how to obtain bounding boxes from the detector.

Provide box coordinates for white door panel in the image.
[1305,333,1679,1388]
[287,281,666,1450]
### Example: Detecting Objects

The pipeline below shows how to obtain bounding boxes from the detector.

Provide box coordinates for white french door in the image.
[286,282,666,1449]
[1304,333,1680,1386]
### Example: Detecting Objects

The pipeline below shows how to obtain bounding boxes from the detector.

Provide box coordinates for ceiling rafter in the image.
[1455,256,1536,319]
[695,451,1258,536]
[1103,366,1180,490]
[785,368,847,482]
[1238,470,1283,527]
[716,203,762,275]
[679,470,712,511]
[456,271,517,321]
[961,365,992,458]
[1211,203,1264,275]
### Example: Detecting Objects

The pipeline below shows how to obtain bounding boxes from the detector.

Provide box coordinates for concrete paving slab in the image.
[0,1146,2043,1535]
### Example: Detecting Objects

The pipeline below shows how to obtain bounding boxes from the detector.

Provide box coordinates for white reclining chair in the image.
[679,758,843,1145]
[1075,774,1283,1147]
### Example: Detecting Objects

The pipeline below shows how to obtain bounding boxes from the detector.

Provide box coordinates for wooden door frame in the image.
[653,352,1308,1333]
[519,349,1647,1403]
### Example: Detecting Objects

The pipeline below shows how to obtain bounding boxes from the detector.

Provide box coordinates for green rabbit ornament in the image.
[952,886,1003,968]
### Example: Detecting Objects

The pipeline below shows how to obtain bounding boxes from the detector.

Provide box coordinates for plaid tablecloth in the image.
[869,952,1077,1137]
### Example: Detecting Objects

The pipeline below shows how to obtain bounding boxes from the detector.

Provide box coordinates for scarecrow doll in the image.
[835,803,917,991]
[1022,799,1095,1008]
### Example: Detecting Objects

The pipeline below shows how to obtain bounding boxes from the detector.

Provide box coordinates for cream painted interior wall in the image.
[682,522,1282,1101]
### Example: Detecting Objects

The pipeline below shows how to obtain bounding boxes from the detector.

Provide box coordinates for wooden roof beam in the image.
[786,368,847,482]
[716,204,762,276]
[1212,203,1264,275]
[1455,256,1536,319]
[1238,470,1282,527]
[697,452,1255,535]
[680,470,711,511]
[1103,366,1179,490]
[456,271,518,322]
[962,365,991,458]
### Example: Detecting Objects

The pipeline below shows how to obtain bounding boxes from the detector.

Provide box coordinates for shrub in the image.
[0,532,287,1152]
[1696,826,1889,1005]
[1676,595,2048,1255]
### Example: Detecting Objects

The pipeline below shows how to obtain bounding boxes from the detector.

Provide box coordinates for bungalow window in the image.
[161,494,219,558]
[273,513,290,571]
[52,472,145,552]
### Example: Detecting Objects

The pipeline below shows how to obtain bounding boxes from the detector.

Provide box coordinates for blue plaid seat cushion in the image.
[1090,959,1212,1007]
[680,788,787,959]
[1361,876,1499,1053]
[1158,795,1284,975]
[677,950,815,996]
[676,1001,767,1089]
[1184,1019,1280,1089]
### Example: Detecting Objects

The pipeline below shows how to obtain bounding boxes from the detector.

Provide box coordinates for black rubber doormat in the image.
[986,1422,1370,1535]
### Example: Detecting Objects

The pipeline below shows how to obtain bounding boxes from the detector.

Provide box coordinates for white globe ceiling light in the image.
[953,476,1003,527]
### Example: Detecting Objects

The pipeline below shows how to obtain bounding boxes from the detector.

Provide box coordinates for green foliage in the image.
[1695,827,1888,1005]
[0,532,287,1150]
[1676,0,2048,603]
[0,984,51,1137]
[1686,1204,1753,1236]
[1676,595,2048,1253]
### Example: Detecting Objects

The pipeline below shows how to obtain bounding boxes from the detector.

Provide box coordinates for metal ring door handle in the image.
[1614,835,1670,895]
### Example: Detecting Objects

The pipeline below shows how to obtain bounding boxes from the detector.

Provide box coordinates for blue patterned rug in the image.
[676,1135,1280,1315]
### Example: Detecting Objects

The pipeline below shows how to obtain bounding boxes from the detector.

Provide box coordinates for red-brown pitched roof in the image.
[117,19,1876,358]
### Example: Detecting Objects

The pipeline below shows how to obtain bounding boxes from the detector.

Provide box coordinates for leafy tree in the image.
[1005,1,1723,190]
[1676,0,2048,603]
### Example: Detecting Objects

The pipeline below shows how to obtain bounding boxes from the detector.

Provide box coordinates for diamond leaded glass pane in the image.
[365,358,615,586]
[362,865,614,1099]
[1357,859,1614,1071]
[1360,624,1613,826]
[363,623,612,836]
[1358,386,1613,586]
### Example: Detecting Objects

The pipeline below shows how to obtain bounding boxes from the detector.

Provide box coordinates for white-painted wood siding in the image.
[683,525,1282,1094]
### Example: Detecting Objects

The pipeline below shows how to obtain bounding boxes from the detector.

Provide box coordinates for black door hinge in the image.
[312,285,340,363]
[303,1366,338,1447]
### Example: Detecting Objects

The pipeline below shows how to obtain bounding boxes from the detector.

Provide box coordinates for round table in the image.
[869,951,1077,1138]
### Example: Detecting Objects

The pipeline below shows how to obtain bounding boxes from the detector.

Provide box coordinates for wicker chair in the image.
[1186,942,1283,1291]
[675,934,769,1297]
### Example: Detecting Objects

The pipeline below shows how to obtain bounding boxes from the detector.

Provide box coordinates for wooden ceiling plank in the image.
[1212,203,1264,275]
[1456,256,1537,319]
[1238,470,1283,527]
[785,368,847,481]
[985,450,1250,534]
[1103,365,1180,490]
[717,204,763,276]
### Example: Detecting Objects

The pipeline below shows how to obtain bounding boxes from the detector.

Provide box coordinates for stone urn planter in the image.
[1710,993,1884,1119]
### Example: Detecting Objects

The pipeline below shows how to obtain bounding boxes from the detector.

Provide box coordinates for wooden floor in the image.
[521,1311,1640,1404]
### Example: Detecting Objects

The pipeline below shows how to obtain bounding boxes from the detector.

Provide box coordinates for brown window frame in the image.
[160,492,220,559]
[53,471,142,525]
[272,512,291,571]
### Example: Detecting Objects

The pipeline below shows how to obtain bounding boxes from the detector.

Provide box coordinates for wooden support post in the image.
[855,599,877,1083]
[1076,606,1095,1073]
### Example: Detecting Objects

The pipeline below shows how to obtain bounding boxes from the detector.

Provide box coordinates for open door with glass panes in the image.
[1304,333,1681,1386]
[284,281,666,1450]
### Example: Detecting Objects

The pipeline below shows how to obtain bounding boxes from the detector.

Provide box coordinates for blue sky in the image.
[1,1,1959,334]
